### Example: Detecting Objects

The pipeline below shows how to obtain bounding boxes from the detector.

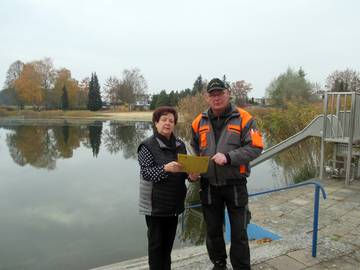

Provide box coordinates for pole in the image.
[312,185,320,257]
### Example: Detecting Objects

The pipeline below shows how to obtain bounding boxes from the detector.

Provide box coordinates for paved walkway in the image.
[249,178,360,270]
[91,178,360,270]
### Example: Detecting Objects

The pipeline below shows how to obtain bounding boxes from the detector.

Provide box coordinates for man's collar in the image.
[208,103,233,118]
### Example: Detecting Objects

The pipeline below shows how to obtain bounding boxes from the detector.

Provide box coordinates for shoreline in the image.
[0,110,154,122]
[0,110,191,123]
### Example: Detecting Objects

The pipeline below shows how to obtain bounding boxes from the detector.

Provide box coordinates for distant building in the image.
[102,101,111,109]
[247,97,269,106]
[315,90,326,95]
[133,94,151,111]
[253,97,266,105]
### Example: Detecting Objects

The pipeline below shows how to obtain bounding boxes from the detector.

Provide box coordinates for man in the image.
[190,78,263,270]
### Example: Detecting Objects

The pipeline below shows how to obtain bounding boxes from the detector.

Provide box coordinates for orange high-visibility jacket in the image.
[191,103,263,186]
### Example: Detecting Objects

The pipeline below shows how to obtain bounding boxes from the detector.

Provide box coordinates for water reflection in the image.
[6,125,58,169]
[89,122,103,157]
[103,122,150,159]
[2,120,151,169]
[53,125,81,159]
[180,181,206,245]
[272,138,321,184]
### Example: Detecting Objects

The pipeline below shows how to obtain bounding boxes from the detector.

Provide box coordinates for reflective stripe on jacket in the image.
[191,103,263,186]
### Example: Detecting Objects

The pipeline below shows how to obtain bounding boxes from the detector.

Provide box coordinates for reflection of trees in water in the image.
[253,104,324,183]
[179,182,205,245]
[271,138,321,184]
[103,122,122,154]
[180,207,206,245]
[6,126,58,169]
[103,121,150,159]
[52,125,81,158]
[88,122,103,157]
[3,122,97,169]
[63,125,69,144]
[2,120,154,169]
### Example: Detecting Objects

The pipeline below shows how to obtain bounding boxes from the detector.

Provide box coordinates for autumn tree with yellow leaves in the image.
[52,68,80,109]
[14,63,43,108]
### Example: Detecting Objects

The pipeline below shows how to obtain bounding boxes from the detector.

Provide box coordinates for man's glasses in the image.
[208,91,226,98]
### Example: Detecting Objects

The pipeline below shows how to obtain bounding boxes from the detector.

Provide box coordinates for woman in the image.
[137,106,195,270]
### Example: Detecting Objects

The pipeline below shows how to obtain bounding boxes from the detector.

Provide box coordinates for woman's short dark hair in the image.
[152,106,178,125]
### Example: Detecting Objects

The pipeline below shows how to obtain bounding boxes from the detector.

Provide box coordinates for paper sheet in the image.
[177,154,209,173]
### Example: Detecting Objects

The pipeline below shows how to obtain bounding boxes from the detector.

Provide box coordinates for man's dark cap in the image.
[207,78,228,93]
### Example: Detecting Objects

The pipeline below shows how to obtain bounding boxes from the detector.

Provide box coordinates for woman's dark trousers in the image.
[145,215,178,270]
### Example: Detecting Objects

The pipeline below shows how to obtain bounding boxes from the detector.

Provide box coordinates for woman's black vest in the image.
[138,135,187,216]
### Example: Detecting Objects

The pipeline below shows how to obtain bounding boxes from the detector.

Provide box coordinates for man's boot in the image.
[211,260,228,270]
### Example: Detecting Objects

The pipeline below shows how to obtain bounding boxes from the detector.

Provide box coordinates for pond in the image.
[0,119,320,270]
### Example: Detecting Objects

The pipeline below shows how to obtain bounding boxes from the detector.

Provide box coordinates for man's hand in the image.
[211,152,227,166]
[188,173,200,182]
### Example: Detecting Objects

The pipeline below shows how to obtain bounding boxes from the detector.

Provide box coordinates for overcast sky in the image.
[1,0,359,97]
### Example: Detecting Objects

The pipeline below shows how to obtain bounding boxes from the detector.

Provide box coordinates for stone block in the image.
[267,255,306,270]
[287,249,322,266]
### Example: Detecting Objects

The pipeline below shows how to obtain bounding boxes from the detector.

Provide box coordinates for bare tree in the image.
[4,60,24,88]
[230,80,253,106]
[103,76,121,108]
[29,58,56,108]
[325,68,360,93]
[77,77,90,108]
[122,68,148,100]
[118,80,135,104]
[31,57,56,91]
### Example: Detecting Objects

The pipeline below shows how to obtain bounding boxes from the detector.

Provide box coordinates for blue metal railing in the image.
[185,179,327,257]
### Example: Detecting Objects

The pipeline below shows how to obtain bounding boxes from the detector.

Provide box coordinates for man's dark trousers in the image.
[201,183,251,270]
[145,215,178,270]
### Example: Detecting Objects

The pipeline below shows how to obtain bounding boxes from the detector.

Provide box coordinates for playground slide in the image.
[251,115,341,167]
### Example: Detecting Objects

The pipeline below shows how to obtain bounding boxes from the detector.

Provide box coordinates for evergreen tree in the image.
[223,74,230,88]
[0,88,18,106]
[87,72,102,111]
[179,88,192,99]
[156,90,170,107]
[150,87,192,109]
[150,94,158,110]
[61,85,69,110]
[192,75,203,95]
[298,67,306,78]
[168,90,178,106]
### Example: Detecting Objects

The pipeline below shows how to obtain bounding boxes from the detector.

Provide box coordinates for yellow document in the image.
[177,154,209,173]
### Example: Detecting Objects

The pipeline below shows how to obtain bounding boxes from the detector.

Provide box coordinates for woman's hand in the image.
[188,173,200,182]
[164,161,183,173]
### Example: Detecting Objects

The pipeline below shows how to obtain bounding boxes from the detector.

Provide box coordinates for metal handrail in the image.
[186,179,327,257]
